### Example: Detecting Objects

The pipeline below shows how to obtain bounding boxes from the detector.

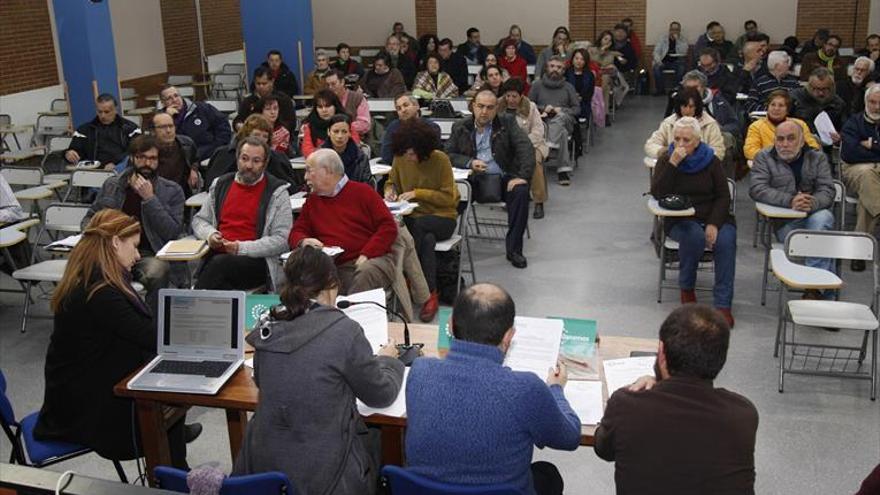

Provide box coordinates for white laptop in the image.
[127,289,246,395]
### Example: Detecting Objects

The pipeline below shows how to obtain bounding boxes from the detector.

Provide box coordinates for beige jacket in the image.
[644,113,726,160]
[499,96,549,160]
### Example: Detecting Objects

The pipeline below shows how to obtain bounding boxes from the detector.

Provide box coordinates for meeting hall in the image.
[1,1,879,494]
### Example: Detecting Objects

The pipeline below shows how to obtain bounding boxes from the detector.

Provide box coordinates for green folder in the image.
[437,307,453,351]
[245,294,281,332]
[549,316,599,380]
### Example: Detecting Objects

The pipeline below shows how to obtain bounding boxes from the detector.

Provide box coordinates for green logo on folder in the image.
[245,294,280,331]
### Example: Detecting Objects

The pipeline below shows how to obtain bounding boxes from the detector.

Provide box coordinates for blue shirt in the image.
[475,124,503,175]
[405,339,581,495]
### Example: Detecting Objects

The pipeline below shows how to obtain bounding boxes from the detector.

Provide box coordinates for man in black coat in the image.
[160,85,232,162]
[65,93,141,170]
[445,89,535,268]
[234,66,296,132]
[837,57,878,115]
[456,27,489,65]
[382,34,417,88]
[791,67,848,144]
[152,112,200,197]
[438,38,470,95]
[259,49,300,98]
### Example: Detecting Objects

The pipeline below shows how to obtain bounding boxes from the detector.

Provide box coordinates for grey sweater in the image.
[749,146,835,212]
[233,306,404,495]
[528,77,581,118]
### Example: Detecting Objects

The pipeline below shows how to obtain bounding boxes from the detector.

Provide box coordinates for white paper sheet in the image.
[602,357,656,396]
[357,368,409,417]
[337,288,388,354]
[503,316,564,378]
[452,168,471,181]
[46,234,81,250]
[565,380,604,425]
[814,111,837,146]
[280,246,343,261]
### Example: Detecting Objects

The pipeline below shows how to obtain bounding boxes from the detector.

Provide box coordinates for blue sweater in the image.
[405,339,581,495]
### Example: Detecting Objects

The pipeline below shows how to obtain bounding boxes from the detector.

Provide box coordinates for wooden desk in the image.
[115,323,655,486]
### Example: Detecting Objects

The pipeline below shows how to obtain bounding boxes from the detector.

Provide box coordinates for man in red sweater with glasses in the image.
[289,149,398,294]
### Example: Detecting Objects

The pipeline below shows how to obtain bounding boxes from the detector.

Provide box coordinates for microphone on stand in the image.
[336,300,424,365]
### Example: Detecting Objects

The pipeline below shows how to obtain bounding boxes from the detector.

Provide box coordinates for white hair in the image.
[673,116,702,141]
[308,148,345,176]
[315,49,330,60]
[866,84,880,103]
[855,56,876,74]
[767,50,792,72]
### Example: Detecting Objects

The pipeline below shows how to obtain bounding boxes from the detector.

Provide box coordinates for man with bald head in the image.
[405,283,581,495]
[750,120,836,293]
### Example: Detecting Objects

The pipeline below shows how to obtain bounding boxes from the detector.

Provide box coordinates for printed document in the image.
[565,380,604,425]
[503,317,564,378]
[357,368,409,417]
[337,288,388,354]
[603,356,656,396]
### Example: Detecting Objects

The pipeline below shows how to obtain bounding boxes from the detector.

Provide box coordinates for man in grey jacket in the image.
[529,56,580,185]
[84,135,184,306]
[749,121,836,288]
[192,136,292,291]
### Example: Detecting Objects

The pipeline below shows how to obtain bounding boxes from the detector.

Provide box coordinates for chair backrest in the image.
[214,74,242,86]
[35,115,71,134]
[69,170,115,189]
[1,167,43,187]
[120,87,138,99]
[205,99,238,114]
[833,179,846,229]
[44,203,91,233]
[785,230,876,263]
[0,370,18,428]
[154,466,294,494]
[727,177,736,213]
[50,99,68,113]
[168,75,194,86]
[0,114,11,127]
[455,179,472,235]
[121,99,136,112]
[381,466,522,495]
[178,86,195,98]
[222,63,246,76]
[47,136,72,153]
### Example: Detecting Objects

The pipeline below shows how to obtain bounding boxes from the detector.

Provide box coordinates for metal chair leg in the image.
[779,321,788,393]
[870,328,877,401]
[774,287,786,358]
[761,242,771,306]
[657,225,666,303]
[19,281,32,333]
[113,460,128,483]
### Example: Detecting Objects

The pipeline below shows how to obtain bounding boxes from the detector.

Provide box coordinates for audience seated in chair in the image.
[382,34,417,88]
[837,57,878,116]
[256,94,294,157]
[799,34,846,82]
[494,24,537,65]
[696,47,738,104]
[65,93,141,171]
[160,85,232,162]
[289,149,399,294]
[650,117,737,326]
[535,27,572,80]
[380,93,441,165]
[744,90,820,161]
[412,53,460,100]
[300,89,362,158]
[445,89,535,269]
[332,42,365,78]
[321,114,372,183]
[652,21,689,96]
[693,21,736,64]
[193,136,292,291]
[0,175,31,275]
[646,87,726,161]
[456,27,489,65]
[749,121,837,296]
[437,38,470,95]
[730,34,770,97]
[530,56,580,185]
[84,134,183,307]
[35,209,196,470]
[594,304,758,494]
[359,53,408,99]
[384,119,459,322]
[464,54,510,98]
[790,67,848,145]
[233,66,296,133]
[498,38,530,94]
[325,70,372,140]
[745,50,800,113]
[406,283,580,495]
[303,50,331,96]
[259,49,300,98]
[150,112,200,197]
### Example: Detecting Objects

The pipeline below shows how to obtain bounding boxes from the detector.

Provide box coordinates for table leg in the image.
[136,399,172,487]
[380,425,405,466]
[226,409,248,463]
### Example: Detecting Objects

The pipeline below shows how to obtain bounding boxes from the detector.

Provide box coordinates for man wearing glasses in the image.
[83,134,185,309]
[151,112,200,197]
[799,34,847,82]
[160,85,232,161]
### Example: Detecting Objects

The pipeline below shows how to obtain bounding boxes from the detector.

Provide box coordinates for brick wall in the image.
[796,0,869,47]
[201,0,242,56]
[160,0,201,76]
[569,0,595,41]
[415,0,437,37]
[0,0,59,96]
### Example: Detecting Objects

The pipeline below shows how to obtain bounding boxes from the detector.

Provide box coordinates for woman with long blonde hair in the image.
[35,209,193,468]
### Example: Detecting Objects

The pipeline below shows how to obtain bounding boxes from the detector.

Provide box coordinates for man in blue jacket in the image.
[160,85,232,161]
[405,283,581,495]
[841,85,880,270]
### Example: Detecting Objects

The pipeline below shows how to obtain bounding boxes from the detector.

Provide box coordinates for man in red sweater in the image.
[289,149,398,293]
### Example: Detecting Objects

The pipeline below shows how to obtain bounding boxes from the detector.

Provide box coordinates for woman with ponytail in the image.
[35,209,192,468]
[234,246,404,495]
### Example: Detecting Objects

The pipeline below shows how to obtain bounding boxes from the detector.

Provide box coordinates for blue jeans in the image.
[668,221,736,308]
[774,209,836,274]
[652,59,685,93]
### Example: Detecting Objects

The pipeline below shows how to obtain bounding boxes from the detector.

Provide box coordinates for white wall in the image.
[207,50,245,73]
[645,0,798,45]
[311,0,416,47]
[437,0,568,46]
[109,0,167,80]
[870,0,880,37]
[0,85,66,142]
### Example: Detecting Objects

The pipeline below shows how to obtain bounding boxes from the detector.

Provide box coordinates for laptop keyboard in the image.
[152,360,232,378]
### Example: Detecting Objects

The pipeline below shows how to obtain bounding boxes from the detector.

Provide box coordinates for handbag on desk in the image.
[472,173,503,203]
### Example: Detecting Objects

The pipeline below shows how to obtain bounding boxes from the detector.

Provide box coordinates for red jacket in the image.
[499,55,530,94]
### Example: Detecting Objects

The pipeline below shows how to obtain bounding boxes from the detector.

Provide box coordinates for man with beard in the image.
[192,136,292,290]
[151,112,199,197]
[791,67,848,145]
[840,86,880,271]
[750,121,836,298]
[594,304,758,495]
[837,57,878,115]
[359,53,407,98]
[233,67,296,132]
[799,34,847,82]
[381,34,417,88]
[528,56,580,185]
[83,135,184,306]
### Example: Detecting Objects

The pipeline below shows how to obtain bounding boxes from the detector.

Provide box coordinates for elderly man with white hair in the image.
[840,85,880,271]
[746,50,800,113]
[289,148,400,293]
[838,56,878,115]
[650,117,736,327]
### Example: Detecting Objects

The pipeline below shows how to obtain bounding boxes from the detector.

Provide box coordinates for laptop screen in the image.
[162,292,240,349]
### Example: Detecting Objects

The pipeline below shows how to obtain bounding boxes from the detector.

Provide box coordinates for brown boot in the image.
[716,307,735,328]
[680,289,697,304]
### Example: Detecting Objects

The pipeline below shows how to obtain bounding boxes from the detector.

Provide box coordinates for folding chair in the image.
[40,136,73,178]
[0,370,129,482]
[435,180,477,290]
[167,74,194,86]
[62,169,115,202]
[212,74,244,99]
[31,114,71,148]
[381,465,521,495]
[652,178,736,303]
[221,63,246,77]
[205,99,238,114]
[154,466,293,494]
[771,230,878,400]
[12,203,91,333]
[49,99,68,114]
[120,87,138,100]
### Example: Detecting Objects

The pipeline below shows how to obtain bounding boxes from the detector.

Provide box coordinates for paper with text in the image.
[357,368,409,417]
[603,356,656,396]
[503,317,564,378]
[337,288,388,354]
[814,111,837,146]
[565,381,604,425]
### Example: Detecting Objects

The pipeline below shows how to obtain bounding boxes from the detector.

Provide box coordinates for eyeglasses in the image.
[153,124,175,130]
[136,154,159,162]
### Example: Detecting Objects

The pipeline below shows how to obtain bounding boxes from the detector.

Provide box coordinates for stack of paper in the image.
[357,368,409,417]
[565,381,604,425]
[503,316,564,378]
[602,357,656,396]
[337,288,388,354]
[163,238,206,255]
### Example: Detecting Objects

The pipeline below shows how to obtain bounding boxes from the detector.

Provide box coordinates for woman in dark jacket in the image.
[34,209,190,467]
[233,246,404,495]
[565,48,596,121]
[301,89,361,158]
[322,114,372,183]
[650,116,736,327]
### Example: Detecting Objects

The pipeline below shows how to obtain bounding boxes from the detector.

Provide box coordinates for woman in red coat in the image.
[498,38,530,95]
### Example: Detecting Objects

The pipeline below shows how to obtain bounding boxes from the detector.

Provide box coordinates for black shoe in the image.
[558,172,571,186]
[533,203,544,219]
[851,260,866,272]
[184,423,203,443]
[507,252,527,269]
